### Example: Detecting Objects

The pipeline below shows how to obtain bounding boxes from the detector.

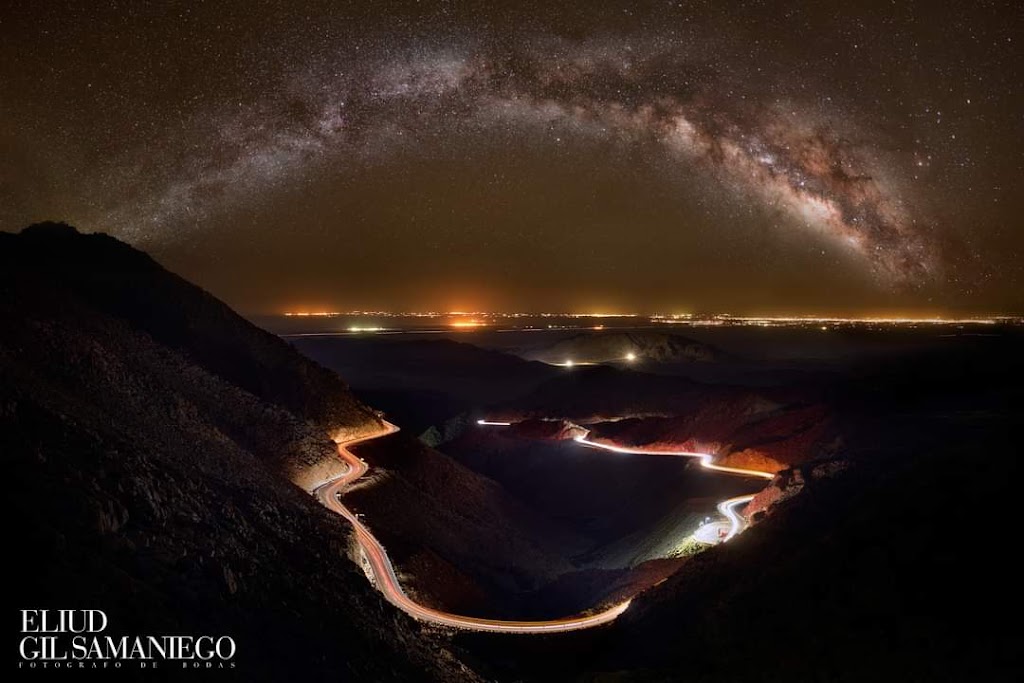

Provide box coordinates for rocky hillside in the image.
[450,328,1023,682]
[343,431,590,619]
[2,224,477,681]
[483,365,834,472]
[585,396,834,474]
[440,426,759,568]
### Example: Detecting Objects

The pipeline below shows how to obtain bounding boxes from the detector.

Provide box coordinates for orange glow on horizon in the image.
[276,309,1017,325]
[449,319,485,329]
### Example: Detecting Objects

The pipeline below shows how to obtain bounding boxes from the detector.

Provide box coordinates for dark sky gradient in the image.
[2,1,1021,314]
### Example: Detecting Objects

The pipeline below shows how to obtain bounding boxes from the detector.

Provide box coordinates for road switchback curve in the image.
[314,418,772,633]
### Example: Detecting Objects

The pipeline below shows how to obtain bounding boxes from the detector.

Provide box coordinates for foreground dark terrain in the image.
[4,224,1021,681]
[449,340,1022,681]
[2,224,475,681]
[291,319,1024,680]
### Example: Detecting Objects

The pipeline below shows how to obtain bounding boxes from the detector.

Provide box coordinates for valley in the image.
[7,226,1019,681]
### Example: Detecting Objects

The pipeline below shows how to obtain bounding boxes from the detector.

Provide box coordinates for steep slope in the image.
[343,432,590,619]
[450,330,1023,683]
[587,409,1020,681]
[3,222,382,487]
[2,224,477,681]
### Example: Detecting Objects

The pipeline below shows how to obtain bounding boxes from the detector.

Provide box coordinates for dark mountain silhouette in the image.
[517,331,723,365]
[292,335,558,432]
[2,223,477,682]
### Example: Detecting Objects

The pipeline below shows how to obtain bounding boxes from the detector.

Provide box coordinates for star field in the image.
[1,1,1021,313]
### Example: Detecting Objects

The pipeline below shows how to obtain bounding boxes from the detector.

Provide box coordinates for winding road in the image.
[570,431,774,543]
[314,417,772,633]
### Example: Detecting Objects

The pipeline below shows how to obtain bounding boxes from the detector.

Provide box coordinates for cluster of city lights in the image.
[649,314,1006,326]
[281,309,1017,336]
[284,310,642,319]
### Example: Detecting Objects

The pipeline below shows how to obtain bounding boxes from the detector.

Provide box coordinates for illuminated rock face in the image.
[745,459,850,521]
[506,418,587,441]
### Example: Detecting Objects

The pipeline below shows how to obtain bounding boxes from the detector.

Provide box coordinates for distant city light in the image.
[281,310,1013,328]
[625,352,637,362]
[564,359,574,367]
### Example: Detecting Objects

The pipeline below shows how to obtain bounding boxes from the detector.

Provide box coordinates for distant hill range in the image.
[292,334,560,436]
[518,331,723,365]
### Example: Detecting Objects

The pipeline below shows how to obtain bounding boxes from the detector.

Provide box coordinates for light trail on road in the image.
[571,432,769,541]
[572,434,776,480]
[315,417,772,634]
[717,495,757,542]
[476,420,770,541]
[315,421,632,633]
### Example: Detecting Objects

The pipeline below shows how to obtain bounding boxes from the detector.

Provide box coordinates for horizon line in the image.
[266,311,1021,324]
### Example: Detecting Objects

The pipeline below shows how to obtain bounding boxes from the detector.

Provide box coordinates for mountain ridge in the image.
[2,223,478,681]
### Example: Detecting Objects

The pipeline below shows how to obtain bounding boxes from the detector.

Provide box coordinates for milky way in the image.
[3,2,1020,311]
[86,35,943,286]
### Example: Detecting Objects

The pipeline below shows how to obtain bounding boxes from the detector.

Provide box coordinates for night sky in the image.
[2,1,1021,314]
